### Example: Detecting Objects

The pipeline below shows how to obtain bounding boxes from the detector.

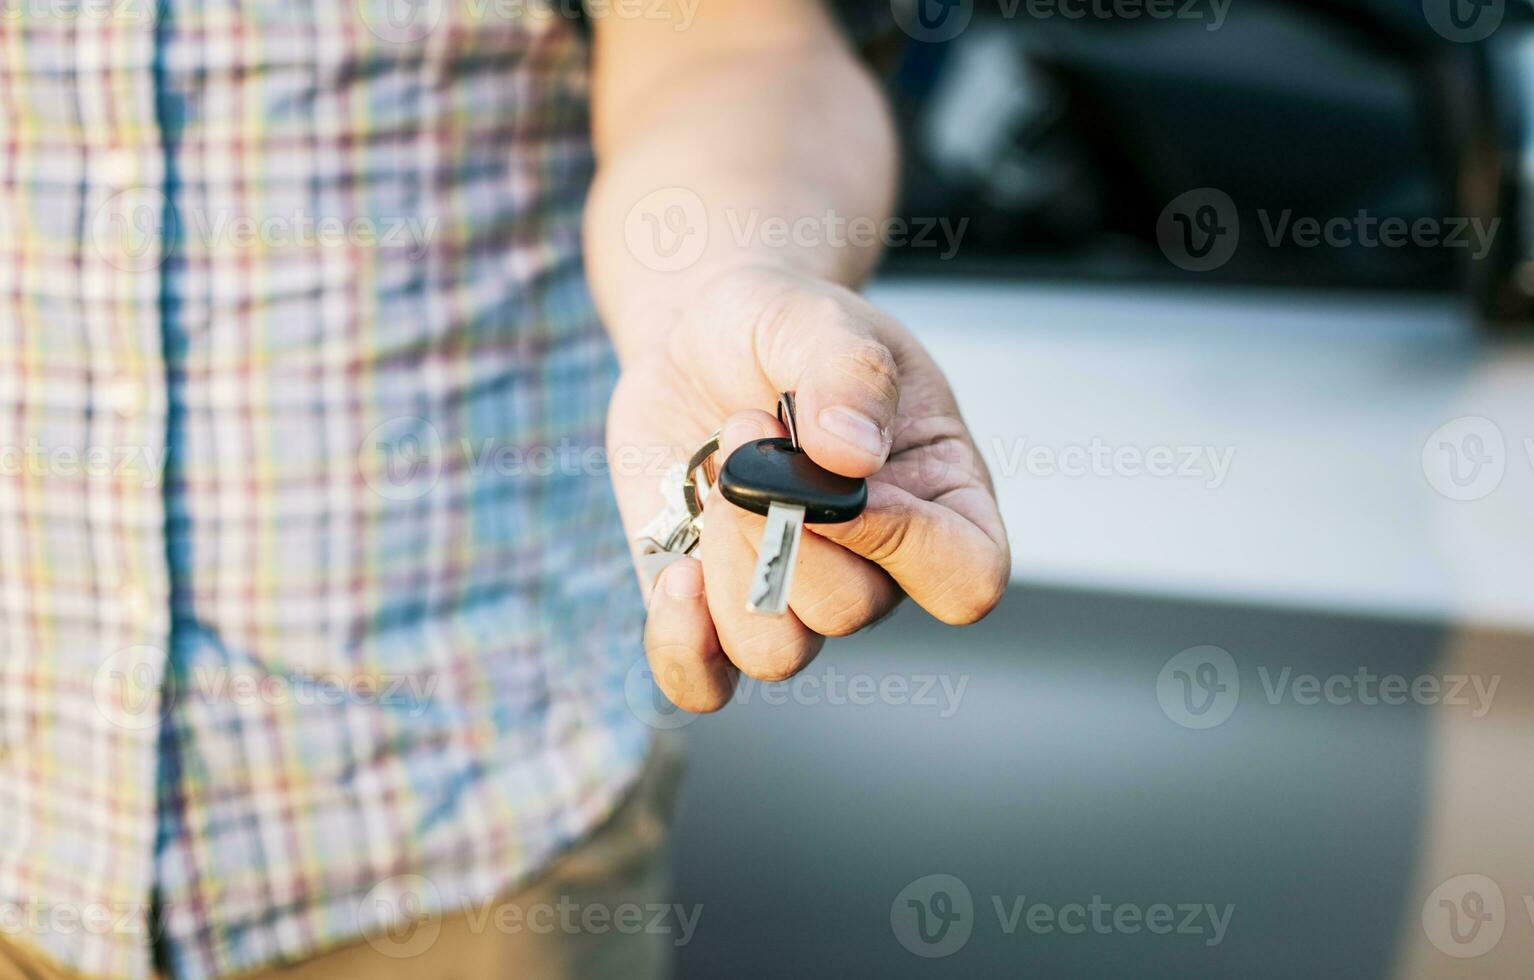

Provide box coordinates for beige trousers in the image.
[0,737,684,980]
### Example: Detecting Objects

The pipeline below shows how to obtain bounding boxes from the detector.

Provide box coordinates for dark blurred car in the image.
[872,0,1534,327]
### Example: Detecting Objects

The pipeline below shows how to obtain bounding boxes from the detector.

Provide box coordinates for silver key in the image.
[747,502,805,615]
[718,393,868,617]
[633,433,720,594]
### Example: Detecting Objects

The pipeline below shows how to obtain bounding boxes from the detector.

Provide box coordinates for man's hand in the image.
[608,265,1009,711]
[582,0,1005,710]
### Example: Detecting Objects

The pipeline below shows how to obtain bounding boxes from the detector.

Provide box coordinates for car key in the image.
[717,393,867,615]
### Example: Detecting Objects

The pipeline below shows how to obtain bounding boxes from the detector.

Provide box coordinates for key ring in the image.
[777,392,800,450]
[681,432,720,519]
[635,390,799,582]
[636,429,721,559]
[676,391,795,524]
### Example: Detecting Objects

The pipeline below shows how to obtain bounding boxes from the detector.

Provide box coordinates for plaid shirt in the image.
[0,4,648,977]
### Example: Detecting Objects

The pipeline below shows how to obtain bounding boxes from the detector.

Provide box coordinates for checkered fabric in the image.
[0,4,648,978]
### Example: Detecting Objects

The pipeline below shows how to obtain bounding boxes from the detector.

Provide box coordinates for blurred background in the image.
[663,2,1534,977]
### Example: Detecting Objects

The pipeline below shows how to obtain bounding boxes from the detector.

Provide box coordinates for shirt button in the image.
[105,374,147,418]
[102,147,139,188]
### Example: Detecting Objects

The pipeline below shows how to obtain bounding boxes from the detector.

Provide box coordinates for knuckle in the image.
[801,294,853,333]
[935,558,1009,626]
[641,646,732,713]
[836,341,900,403]
[748,282,812,357]
[671,686,731,714]
[723,627,819,682]
[801,584,884,638]
[849,507,916,567]
[643,647,698,693]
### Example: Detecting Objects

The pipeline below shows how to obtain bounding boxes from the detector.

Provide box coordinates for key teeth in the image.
[746,502,803,616]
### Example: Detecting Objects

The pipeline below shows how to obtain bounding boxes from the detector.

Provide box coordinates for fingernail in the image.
[663,560,704,600]
[818,406,887,458]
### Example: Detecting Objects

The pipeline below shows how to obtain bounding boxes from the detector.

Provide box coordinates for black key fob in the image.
[717,438,867,524]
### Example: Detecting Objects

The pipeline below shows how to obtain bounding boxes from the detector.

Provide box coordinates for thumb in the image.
[778,302,900,479]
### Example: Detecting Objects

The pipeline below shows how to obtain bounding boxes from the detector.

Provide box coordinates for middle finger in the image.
[701,412,901,680]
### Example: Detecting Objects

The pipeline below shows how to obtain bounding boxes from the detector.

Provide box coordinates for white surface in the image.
[870,279,1534,629]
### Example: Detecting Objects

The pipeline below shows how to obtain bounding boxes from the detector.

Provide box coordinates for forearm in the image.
[583,11,897,365]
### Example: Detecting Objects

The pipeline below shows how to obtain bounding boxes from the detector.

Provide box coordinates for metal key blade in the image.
[747,502,805,615]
